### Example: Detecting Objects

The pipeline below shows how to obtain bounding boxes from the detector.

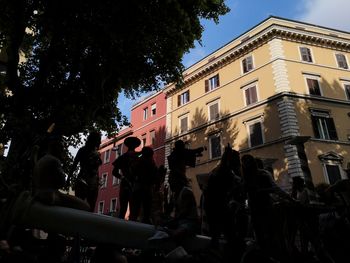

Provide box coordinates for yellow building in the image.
[164,16,350,203]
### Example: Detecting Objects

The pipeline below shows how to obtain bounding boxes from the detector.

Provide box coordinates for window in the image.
[151,103,157,116]
[300,47,313,62]
[112,175,119,186]
[141,134,147,147]
[343,82,350,100]
[319,151,345,184]
[244,85,258,105]
[114,144,122,159]
[104,149,111,163]
[306,77,322,96]
[150,130,156,145]
[178,90,190,106]
[208,101,219,121]
[242,56,254,73]
[179,115,188,134]
[311,110,338,140]
[143,108,148,120]
[101,173,108,188]
[247,120,264,147]
[336,53,348,69]
[209,134,221,159]
[325,164,342,184]
[98,201,104,214]
[205,74,220,92]
[110,198,117,213]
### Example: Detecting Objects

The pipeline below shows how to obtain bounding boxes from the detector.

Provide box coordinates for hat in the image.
[124,136,141,149]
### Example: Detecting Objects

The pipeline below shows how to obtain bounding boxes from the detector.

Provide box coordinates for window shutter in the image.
[251,86,257,103]
[249,122,263,147]
[307,79,320,95]
[326,117,338,140]
[205,79,209,92]
[345,84,350,100]
[311,115,320,138]
[187,91,190,102]
[306,48,312,62]
[242,59,247,73]
[216,74,220,87]
[245,89,250,105]
[326,165,341,184]
[178,95,181,107]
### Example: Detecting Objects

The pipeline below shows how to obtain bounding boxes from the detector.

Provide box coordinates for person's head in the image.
[174,140,185,151]
[241,154,258,177]
[141,146,154,158]
[315,183,334,205]
[86,131,101,149]
[47,136,64,159]
[220,145,240,170]
[292,176,305,191]
[255,158,264,169]
[124,136,141,151]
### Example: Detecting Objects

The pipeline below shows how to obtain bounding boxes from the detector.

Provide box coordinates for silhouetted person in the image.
[151,165,167,226]
[242,154,295,260]
[33,136,90,210]
[33,136,65,202]
[129,146,157,223]
[165,173,199,244]
[112,136,141,219]
[167,140,205,179]
[33,136,89,262]
[68,131,102,211]
[205,145,247,260]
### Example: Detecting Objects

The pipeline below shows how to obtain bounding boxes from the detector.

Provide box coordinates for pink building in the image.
[131,91,167,167]
[94,128,132,215]
[94,90,167,215]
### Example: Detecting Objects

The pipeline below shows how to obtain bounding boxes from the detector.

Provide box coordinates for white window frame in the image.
[241,55,254,74]
[299,46,314,63]
[208,133,222,159]
[141,134,147,147]
[112,175,119,186]
[110,198,117,213]
[103,149,111,163]
[342,81,350,100]
[179,115,189,134]
[245,117,265,148]
[114,144,123,159]
[207,100,220,121]
[304,74,323,96]
[242,83,259,106]
[151,103,157,116]
[334,53,349,69]
[98,201,104,214]
[101,173,108,188]
[310,110,338,140]
[180,90,190,105]
[322,162,346,185]
[143,107,148,120]
[150,130,156,145]
[207,75,220,91]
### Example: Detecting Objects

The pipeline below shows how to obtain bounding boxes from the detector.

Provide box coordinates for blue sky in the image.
[118,0,350,121]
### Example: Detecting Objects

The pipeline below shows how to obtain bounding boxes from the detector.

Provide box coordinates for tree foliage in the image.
[0,0,229,187]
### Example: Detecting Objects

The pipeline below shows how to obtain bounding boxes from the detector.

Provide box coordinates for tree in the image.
[0,0,229,189]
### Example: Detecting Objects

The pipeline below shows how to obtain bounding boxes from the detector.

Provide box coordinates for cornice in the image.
[165,24,350,96]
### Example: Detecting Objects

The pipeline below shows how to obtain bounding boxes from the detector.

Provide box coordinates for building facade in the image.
[94,91,167,214]
[95,127,132,215]
[131,91,167,167]
[164,16,350,204]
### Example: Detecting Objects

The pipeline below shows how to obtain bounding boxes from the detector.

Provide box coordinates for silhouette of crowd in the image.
[1,134,350,263]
